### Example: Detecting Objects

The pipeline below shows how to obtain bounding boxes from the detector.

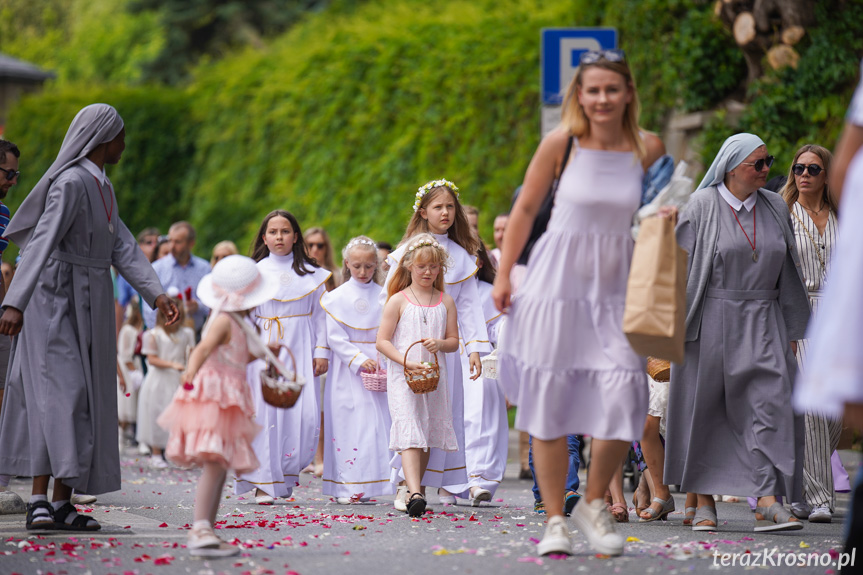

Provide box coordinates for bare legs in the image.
[31,475,72,501]
[533,436,630,520]
[195,463,228,525]
[401,448,430,497]
[639,415,672,519]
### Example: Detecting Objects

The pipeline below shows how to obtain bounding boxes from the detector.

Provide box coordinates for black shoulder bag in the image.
[515,136,574,265]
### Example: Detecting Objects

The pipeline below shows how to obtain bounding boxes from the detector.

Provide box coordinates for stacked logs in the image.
[715,0,815,84]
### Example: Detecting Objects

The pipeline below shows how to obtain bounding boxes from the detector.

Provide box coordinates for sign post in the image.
[540,28,617,136]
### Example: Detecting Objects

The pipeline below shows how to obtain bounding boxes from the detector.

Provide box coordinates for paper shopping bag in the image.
[623,216,687,364]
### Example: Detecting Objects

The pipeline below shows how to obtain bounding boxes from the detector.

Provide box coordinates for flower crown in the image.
[407,238,443,252]
[345,237,376,251]
[413,179,460,212]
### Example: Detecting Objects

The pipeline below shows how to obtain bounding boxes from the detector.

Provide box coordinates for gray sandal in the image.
[691,505,717,532]
[639,496,675,522]
[754,502,803,532]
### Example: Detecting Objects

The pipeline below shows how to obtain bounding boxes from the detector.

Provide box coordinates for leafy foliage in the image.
[3,0,862,262]
[0,0,164,85]
[4,86,194,261]
[698,0,863,179]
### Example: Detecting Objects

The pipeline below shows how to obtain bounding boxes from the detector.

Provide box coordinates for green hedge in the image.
[4,86,194,260]
[4,0,862,262]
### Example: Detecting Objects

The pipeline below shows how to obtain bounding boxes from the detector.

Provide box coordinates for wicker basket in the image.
[480,348,499,380]
[260,345,305,408]
[646,357,671,382]
[403,340,439,394]
[361,354,388,392]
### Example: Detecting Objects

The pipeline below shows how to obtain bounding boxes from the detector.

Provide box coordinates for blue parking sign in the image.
[541,28,618,105]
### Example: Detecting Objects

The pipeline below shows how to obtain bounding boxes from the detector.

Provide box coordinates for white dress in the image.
[136,326,195,449]
[386,291,457,452]
[234,253,331,498]
[382,235,490,487]
[320,277,394,499]
[117,323,142,423]
[445,279,508,498]
[795,60,863,415]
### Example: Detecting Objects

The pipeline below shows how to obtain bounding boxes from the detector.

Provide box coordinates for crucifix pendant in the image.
[752,250,758,262]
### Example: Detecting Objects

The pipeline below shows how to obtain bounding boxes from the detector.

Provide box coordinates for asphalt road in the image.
[0,432,855,575]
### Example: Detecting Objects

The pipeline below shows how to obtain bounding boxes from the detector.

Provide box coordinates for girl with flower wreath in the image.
[320,236,394,504]
[376,234,460,516]
[234,210,332,505]
[380,179,490,510]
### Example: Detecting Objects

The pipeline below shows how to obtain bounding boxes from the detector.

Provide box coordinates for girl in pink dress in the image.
[158,255,278,558]
[377,234,460,517]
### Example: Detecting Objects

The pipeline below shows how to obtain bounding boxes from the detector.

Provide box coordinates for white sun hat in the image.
[197,255,278,312]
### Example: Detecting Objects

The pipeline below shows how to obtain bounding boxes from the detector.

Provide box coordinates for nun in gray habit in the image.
[664,133,810,533]
[0,104,177,530]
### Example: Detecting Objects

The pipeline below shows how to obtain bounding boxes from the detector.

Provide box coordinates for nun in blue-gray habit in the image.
[663,133,810,533]
[0,105,176,524]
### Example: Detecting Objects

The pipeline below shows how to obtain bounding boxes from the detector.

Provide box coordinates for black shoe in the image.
[519,468,533,480]
[406,493,427,517]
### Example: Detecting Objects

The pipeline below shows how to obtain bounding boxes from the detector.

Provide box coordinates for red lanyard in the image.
[730,203,757,261]
[92,175,114,227]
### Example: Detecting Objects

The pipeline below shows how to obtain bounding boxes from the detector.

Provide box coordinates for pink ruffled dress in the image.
[158,314,262,473]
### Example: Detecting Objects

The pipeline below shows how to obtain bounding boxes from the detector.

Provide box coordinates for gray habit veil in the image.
[0,103,165,494]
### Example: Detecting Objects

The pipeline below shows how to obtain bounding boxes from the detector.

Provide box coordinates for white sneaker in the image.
[149,455,169,469]
[570,498,624,556]
[188,523,239,557]
[394,485,408,512]
[71,494,97,505]
[469,488,492,507]
[438,488,457,505]
[255,494,275,505]
[536,515,572,556]
[808,504,832,523]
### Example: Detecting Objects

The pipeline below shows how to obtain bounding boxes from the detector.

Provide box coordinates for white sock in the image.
[28,495,52,521]
[52,499,96,526]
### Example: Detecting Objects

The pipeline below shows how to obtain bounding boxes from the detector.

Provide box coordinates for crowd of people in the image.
[0,49,861,560]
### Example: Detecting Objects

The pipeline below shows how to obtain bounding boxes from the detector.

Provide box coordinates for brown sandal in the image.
[609,503,629,523]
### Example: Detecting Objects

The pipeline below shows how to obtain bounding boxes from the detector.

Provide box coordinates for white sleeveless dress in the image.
[386,291,458,452]
[498,138,648,441]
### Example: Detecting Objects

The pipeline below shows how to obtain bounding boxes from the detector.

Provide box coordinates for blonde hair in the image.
[156,296,184,334]
[782,144,836,214]
[386,233,449,301]
[401,186,480,256]
[560,58,646,160]
[123,303,143,330]
[341,235,383,285]
[305,226,339,290]
[210,240,238,267]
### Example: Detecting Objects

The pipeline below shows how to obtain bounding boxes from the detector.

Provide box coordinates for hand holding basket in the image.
[403,340,440,394]
[361,354,388,392]
[260,344,306,408]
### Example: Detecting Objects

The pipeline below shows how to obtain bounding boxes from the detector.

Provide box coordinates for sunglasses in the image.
[579,49,626,66]
[740,155,775,172]
[0,167,20,181]
[792,163,823,177]
[307,242,326,250]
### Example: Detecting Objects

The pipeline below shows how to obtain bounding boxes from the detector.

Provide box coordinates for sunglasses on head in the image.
[792,163,823,177]
[0,167,20,181]
[740,155,775,172]
[307,242,326,250]
[579,49,626,66]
